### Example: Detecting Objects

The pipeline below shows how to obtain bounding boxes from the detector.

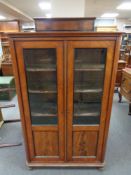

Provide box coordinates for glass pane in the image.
[73,48,107,125]
[23,48,57,125]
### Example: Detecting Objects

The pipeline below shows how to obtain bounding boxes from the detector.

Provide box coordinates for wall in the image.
[52,0,85,17]
[95,18,116,26]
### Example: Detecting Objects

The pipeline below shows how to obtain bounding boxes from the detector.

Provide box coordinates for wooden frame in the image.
[34,18,96,32]
[67,41,115,162]
[15,41,65,162]
[8,32,122,167]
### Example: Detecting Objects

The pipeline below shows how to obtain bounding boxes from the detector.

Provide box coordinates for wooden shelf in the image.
[30,102,57,117]
[74,88,102,93]
[29,89,57,94]
[74,103,101,116]
[28,83,56,90]
[26,64,104,72]
[74,112,99,117]
[26,68,56,72]
[0,88,15,92]
[28,88,102,94]
[31,113,57,117]
[75,64,104,71]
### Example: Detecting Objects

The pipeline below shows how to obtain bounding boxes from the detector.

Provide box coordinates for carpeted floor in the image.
[0,94,131,175]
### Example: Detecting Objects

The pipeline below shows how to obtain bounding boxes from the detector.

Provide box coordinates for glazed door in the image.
[15,41,65,162]
[67,41,115,162]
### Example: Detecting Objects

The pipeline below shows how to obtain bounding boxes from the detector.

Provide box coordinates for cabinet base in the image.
[26,161,105,168]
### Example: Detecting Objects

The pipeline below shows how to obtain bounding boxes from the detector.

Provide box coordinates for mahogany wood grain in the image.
[1,63,13,75]
[8,32,122,38]
[115,60,127,87]
[100,36,122,162]
[32,125,58,131]
[33,131,59,156]
[34,18,95,32]
[73,131,98,157]
[120,68,131,115]
[96,41,115,161]
[9,39,32,162]
[73,125,99,131]
[27,161,105,168]
[0,20,20,32]
[66,40,116,162]
[15,41,65,161]
[64,41,68,161]
[8,31,122,167]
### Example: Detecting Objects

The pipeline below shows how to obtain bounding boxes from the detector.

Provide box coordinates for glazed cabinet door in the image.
[15,41,65,162]
[67,41,115,163]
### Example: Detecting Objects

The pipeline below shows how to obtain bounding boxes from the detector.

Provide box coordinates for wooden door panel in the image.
[67,40,115,162]
[33,131,59,157]
[73,131,98,157]
[15,41,65,162]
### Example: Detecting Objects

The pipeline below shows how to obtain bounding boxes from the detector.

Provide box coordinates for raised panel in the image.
[33,131,59,157]
[34,18,95,31]
[73,131,98,157]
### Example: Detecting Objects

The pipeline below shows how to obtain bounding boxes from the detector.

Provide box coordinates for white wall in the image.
[95,18,116,26]
[52,0,85,17]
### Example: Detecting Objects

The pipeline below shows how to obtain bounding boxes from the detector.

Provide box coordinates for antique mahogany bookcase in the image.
[9,31,122,167]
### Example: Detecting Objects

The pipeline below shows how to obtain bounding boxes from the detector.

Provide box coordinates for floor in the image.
[0,94,131,175]
[1,95,20,121]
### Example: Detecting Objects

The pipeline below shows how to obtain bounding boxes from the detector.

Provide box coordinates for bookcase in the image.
[9,31,121,167]
[0,20,20,75]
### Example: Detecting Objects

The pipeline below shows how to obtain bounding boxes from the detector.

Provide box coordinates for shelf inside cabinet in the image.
[28,89,57,94]
[30,102,57,117]
[0,88,15,92]
[26,67,56,72]
[74,112,99,117]
[26,64,56,72]
[27,82,56,90]
[75,64,105,71]
[32,113,57,117]
[73,103,101,125]
[74,103,101,117]
[74,88,102,93]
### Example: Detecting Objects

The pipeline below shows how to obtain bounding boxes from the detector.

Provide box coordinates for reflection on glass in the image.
[73,48,107,125]
[23,48,57,125]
